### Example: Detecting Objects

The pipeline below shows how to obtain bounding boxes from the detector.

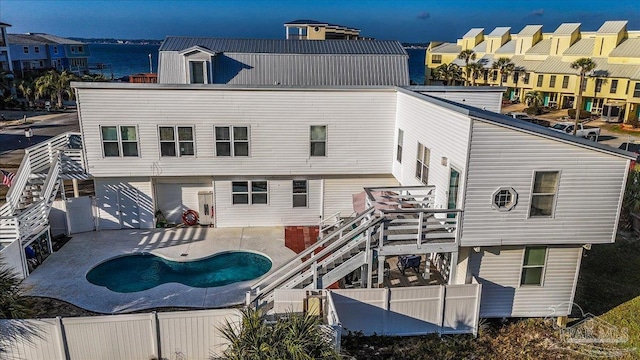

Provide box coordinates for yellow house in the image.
[426,21,640,124]
[284,20,364,40]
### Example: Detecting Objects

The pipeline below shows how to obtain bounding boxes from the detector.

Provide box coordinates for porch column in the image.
[448,251,459,285]
[72,179,79,198]
[377,255,385,287]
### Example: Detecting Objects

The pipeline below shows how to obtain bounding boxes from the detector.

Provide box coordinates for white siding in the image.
[323,176,398,217]
[468,246,581,317]
[76,88,396,178]
[95,177,154,230]
[214,178,322,227]
[462,121,628,246]
[155,178,213,224]
[419,91,502,113]
[158,52,185,84]
[393,91,471,209]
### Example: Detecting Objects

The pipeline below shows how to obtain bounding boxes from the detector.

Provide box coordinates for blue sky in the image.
[1,0,639,42]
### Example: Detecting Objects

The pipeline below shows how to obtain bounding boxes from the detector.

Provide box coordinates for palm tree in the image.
[434,63,462,86]
[81,73,109,82]
[492,57,515,87]
[17,79,34,108]
[467,62,485,86]
[525,90,544,109]
[217,307,341,360]
[458,49,476,86]
[0,259,32,319]
[34,70,78,109]
[570,58,597,135]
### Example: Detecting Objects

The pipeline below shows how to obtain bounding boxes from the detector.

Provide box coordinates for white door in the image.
[97,182,140,230]
[118,186,140,229]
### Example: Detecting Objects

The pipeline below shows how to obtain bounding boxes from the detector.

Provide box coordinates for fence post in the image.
[55,316,70,360]
[151,311,161,360]
[438,286,445,336]
[382,288,390,335]
[417,212,424,249]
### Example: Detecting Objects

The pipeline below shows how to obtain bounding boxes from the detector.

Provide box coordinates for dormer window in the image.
[190,61,206,84]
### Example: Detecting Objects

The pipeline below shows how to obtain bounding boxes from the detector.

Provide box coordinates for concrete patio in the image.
[22,226,296,314]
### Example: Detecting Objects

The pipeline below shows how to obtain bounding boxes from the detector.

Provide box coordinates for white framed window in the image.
[189,61,207,84]
[415,142,430,184]
[101,125,139,157]
[232,181,268,205]
[293,180,308,208]
[159,126,195,157]
[492,187,518,211]
[310,125,327,157]
[520,247,547,286]
[529,171,559,217]
[23,46,29,54]
[215,126,249,156]
[396,129,404,163]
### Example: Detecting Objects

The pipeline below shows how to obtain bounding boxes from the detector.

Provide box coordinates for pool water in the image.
[86,252,272,293]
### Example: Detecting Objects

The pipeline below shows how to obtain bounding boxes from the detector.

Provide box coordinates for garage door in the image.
[96,182,140,230]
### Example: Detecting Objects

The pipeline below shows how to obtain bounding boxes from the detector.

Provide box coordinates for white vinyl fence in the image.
[0,309,240,360]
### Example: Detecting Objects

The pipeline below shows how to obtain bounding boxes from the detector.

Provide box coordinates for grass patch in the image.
[599,123,640,137]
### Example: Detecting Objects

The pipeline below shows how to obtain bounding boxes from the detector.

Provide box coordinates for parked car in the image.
[505,112,529,120]
[549,122,601,141]
[522,118,550,127]
[619,142,640,162]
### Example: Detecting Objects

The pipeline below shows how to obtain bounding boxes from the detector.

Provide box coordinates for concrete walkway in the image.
[22,226,296,314]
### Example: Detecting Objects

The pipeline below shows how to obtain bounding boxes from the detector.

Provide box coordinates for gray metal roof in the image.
[509,55,543,71]
[0,22,10,27]
[590,57,640,79]
[609,38,640,58]
[34,33,84,45]
[495,39,516,54]
[8,33,83,45]
[487,27,510,37]
[476,54,495,68]
[284,19,359,31]
[533,56,577,75]
[160,36,406,55]
[553,23,581,35]
[463,28,484,38]
[525,39,551,55]
[597,21,627,34]
[472,41,487,53]
[517,25,543,36]
[430,43,461,54]
[563,38,595,56]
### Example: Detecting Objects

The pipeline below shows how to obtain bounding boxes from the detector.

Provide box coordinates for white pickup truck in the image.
[549,122,601,141]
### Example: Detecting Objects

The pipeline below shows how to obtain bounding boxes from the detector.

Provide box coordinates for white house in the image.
[67,81,633,319]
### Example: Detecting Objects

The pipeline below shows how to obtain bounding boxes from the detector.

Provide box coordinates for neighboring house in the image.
[157,37,409,85]
[8,33,90,77]
[284,19,365,40]
[0,21,12,72]
[426,20,640,123]
[65,81,634,319]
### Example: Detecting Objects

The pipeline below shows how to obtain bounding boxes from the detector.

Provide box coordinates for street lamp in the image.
[148,53,153,74]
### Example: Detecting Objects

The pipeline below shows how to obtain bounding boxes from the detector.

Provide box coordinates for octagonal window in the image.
[492,187,518,211]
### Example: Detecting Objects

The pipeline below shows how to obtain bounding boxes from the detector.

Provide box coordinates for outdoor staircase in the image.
[249,207,383,309]
[0,132,87,274]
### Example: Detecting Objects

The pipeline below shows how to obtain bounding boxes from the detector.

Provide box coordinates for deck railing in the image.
[379,208,462,249]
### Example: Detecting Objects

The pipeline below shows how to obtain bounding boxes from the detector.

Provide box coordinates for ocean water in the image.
[88,43,426,84]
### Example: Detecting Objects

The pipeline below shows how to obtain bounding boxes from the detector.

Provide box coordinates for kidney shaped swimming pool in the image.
[86,251,272,293]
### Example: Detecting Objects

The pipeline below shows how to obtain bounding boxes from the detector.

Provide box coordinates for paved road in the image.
[0,111,79,166]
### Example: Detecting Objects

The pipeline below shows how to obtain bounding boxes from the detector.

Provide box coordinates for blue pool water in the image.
[86,252,272,293]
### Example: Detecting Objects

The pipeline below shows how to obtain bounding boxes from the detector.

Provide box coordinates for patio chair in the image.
[397,255,421,275]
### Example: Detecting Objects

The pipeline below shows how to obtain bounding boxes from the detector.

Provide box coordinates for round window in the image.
[492,187,518,211]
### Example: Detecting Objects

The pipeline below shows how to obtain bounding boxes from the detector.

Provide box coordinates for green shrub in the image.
[525,107,542,115]
[568,108,591,119]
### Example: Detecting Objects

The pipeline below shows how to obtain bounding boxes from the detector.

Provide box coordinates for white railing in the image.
[318,211,342,239]
[1,155,31,216]
[380,208,462,249]
[364,185,436,211]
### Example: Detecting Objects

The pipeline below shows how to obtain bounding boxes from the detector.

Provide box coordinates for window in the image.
[492,187,518,211]
[415,142,430,184]
[101,126,139,157]
[520,247,547,286]
[215,126,249,156]
[536,74,543,87]
[562,76,569,89]
[23,46,29,54]
[595,78,603,93]
[483,70,488,81]
[70,46,75,53]
[581,78,587,91]
[232,181,268,205]
[159,126,194,157]
[625,81,630,95]
[492,71,498,81]
[53,46,58,54]
[549,75,556,88]
[512,71,519,83]
[396,129,404,163]
[523,72,530,84]
[432,55,442,64]
[77,46,84,53]
[501,73,508,83]
[529,171,559,217]
[633,83,640,98]
[610,79,618,93]
[34,46,40,54]
[293,180,308,207]
[310,125,326,157]
[190,61,206,84]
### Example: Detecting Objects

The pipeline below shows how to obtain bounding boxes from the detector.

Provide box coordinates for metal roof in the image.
[463,28,484,38]
[525,39,551,55]
[509,55,543,71]
[33,33,84,45]
[430,43,461,54]
[609,38,640,58]
[0,22,10,27]
[472,41,487,53]
[487,27,510,37]
[533,56,577,75]
[7,33,83,45]
[590,57,640,79]
[284,19,359,31]
[495,39,516,54]
[159,36,406,55]
[517,25,543,36]
[553,23,581,35]
[476,54,495,68]
[563,38,595,56]
[597,21,627,34]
